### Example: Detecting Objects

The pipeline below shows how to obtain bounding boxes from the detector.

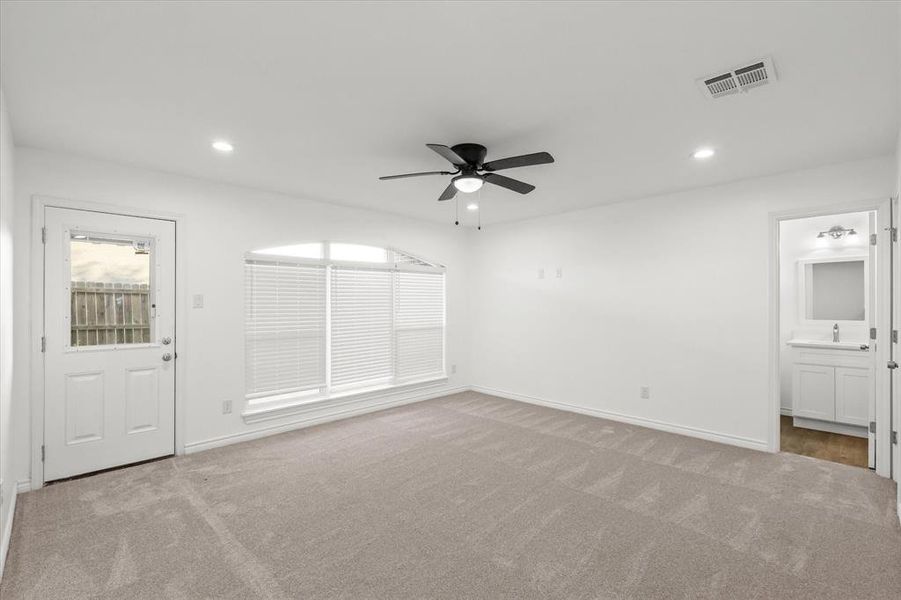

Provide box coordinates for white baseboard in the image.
[185,385,470,455]
[0,483,17,581]
[15,481,30,494]
[471,386,770,453]
[780,407,793,416]
[792,416,868,439]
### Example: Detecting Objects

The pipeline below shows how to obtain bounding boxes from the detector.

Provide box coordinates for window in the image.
[244,243,445,405]
[244,260,327,399]
[69,233,153,347]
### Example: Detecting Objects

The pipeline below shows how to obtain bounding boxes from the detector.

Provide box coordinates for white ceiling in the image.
[1,1,898,225]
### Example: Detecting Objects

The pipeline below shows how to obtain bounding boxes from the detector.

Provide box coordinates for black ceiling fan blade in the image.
[437,181,458,201]
[482,152,554,172]
[426,144,468,167]
[483,173,535,194]
[379,170,454,181]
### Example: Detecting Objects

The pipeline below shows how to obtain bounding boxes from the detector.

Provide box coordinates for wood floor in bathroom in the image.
[780,415,868,468]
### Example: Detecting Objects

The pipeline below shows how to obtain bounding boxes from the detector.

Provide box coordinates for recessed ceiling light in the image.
[211,139,234,153]
[466,203,479,211]
[691,147,715,160]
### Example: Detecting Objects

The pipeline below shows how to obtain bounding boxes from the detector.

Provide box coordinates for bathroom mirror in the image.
[800,258,867,321]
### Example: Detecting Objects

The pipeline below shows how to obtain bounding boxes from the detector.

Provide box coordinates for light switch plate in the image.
[193,294,204,308]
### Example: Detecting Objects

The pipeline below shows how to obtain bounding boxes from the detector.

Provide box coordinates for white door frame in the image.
[29,194,188,489]
[768,197,893,478]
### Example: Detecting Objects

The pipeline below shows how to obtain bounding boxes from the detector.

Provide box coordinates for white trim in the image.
[780,407,793,416]
[29,194,189,489]
[187,384,467,454]
[14,481,30,494]
[791,416,868,438]
[0,484,16,581]
[472,386,770,452]
[243,376,448,422]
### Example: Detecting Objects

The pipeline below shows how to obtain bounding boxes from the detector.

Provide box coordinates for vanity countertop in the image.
[786,339,868,351]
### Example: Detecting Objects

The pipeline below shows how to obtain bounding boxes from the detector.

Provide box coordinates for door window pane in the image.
[69,234,152,346]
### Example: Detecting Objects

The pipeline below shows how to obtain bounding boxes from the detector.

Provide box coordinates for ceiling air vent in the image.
[698,56,776,99]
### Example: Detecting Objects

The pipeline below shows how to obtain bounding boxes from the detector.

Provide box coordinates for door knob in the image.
[887,360,898,370]
[161,336,172,345]
[162,353,173,362]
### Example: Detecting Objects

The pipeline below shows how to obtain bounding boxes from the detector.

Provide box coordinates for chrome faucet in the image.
[833,323,840,343]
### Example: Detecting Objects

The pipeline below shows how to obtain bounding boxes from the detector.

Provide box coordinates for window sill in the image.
[241,376,449,424]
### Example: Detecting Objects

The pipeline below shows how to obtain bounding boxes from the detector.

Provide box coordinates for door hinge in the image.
[893,330,898,344]
[41,227,46,244]
[893,227,899,243]
[41,445,45,462]
[892,431,898,445]
[41,336,46,352]
[870,327,877,340]
[870,233,878,245]
[869,421,876,434]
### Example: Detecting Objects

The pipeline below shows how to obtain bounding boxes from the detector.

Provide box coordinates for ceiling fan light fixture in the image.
[453,175,483,194]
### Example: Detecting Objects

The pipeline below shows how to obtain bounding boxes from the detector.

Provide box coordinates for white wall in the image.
[778,212,871,411]
[469,156,896,450]
[0,90,15,576]
[12,147,471,487]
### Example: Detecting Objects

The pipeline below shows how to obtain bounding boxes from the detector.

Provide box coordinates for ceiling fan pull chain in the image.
[455,193,459,226]
[478,188,482,231]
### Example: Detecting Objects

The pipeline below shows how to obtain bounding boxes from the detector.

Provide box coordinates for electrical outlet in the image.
[451,364,457,374]
[556,268,563,278]
[222,400,232,415]
[640,386,650,399]
[538,268,545,279]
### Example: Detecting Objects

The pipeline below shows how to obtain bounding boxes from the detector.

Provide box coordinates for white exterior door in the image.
[43,207,175,481]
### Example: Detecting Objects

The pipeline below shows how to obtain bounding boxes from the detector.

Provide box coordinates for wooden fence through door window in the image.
[70,281,151,346]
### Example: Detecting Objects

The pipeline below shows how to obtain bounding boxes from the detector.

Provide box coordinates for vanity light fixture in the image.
[816,225,857,240]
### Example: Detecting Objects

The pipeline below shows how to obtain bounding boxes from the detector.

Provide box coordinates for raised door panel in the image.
[65,371,105,445]
[834,366,870,427]
[125,367,160,434]
[793,364,835,421]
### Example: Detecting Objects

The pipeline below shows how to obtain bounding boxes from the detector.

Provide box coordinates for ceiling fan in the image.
[379,143,554,202]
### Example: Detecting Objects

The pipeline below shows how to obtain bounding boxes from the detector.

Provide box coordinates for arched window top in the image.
[249,242,443,270]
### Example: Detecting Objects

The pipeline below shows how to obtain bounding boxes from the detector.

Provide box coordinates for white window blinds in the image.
[245,244,446,402]
[394,271,445,381]
[244,260,326,398]
[330,267,394,388]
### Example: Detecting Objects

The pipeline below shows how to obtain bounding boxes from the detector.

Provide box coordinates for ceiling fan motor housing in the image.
[450,143,488,167]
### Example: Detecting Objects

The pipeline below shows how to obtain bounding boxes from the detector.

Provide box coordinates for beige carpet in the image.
[2,391,899,599]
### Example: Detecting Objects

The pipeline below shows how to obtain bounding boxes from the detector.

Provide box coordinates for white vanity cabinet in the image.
[793,363,836,421]
[787,341,871,434]
[833,366,870,427]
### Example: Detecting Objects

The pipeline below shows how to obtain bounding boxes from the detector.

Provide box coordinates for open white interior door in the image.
[868,211,877,469]
[874,199,893,478]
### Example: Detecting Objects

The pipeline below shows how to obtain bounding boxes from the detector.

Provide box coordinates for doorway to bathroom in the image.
[773,201,893,476]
